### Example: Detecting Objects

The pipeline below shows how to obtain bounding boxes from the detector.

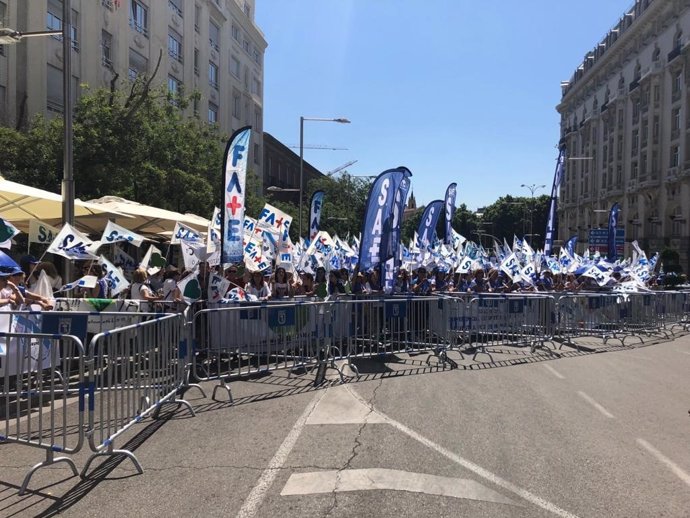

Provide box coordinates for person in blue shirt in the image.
[467,268,488,293]
[411,267,433,295]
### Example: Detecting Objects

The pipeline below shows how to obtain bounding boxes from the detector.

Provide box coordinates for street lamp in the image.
[520,183,546,244]
[2,2,73,281]
[299,116,350,239]
[267,186,300,192]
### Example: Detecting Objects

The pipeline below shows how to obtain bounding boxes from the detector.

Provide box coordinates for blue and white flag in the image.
[416,200,444,250]
[207,207,221,253]
[221,126,251,264]
[47,223,98,261]
[357,168,407,273]
[171,221,202,245]
[99,255,130,296]
[101,220,144,247]
[208,272,231,303]
[113,245,137,276]
[544,145,566,256]
[56,275,98,293]
[384,168,412,294]
[608,202,620,261]
[565,236,578,257]
[258,203,292,244]
[309,190,325,243]
[443,183,457,245]
[28,219,59,246]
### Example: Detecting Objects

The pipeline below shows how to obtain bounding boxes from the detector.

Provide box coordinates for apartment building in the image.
[557,0,690,270]
[0,0,266,177]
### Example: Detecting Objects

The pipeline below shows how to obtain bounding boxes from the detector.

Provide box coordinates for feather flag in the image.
[544,145,566,256]
[608,202,621,261]
[309,190,325,243]
[443,183,457,245]
[416,200,444,250]
[221,126,252,264]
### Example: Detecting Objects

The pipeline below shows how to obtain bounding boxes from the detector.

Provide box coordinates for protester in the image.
[271,267,293,299]
[245,271,271,300]
[4,266,53,309]
[130,267,163,310]
[411,267,433,295]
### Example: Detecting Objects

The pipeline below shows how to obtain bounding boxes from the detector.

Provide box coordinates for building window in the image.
[253,49,261,66]
[244,2,251,17]
[167,75,181,104]
[232,24,239,42]
[46,2,79,51]
[0,85,6,122]
[128,48,148,81]
[254,143,260,165]
[673,107,681,131]
[673,70,682,98]
[641,153,647,177]
[243,39,250,53]
[168,0,182,17]
[130,0,149,37]
[194,4,201,32]
[652,47,660,62]
[209,21,220,52]
[193,96,199,117]
[193,48,199,75]
[671,145,680,167]
[208,102,218,124]
[631,161,638,179]
[254,107,261,131]
[101,30,113,68]
[168,30,183,63]
[232,90,241,118]
[230,55,240,78]
[251,78,261,96]
[47,64,64,113]
[209,62,219,90]
[632,129,639,155]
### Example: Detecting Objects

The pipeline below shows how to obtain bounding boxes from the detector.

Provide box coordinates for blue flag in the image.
[565,236,578,257]
[417,200,444,250]
[358,168,407,273]
[309,190,325,243]
[383,168,413,294]
[443,183,457,245]
[608,202,620,261]
[221,126,252,265]
[544,145,566,257]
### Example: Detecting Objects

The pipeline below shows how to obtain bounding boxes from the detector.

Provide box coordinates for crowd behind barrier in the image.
[1,255,689,494]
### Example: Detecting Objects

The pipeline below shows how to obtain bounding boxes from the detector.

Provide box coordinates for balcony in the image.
[629,79,640,92]
[667,166,680,181]
[639,176,660,189]
[628,178,638,191]
[600,102,609,113]
[668,46,682,63]
[101,55,113,70]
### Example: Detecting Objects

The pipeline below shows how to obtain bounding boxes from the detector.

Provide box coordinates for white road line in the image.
[235,390,326,518]
[348,387,581,518]
[637,438,690,488]
[677,350,690,356]
[543,364,565,379]
[577,391,615,419]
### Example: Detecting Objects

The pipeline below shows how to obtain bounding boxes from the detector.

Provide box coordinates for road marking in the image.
[677,350,690,356]
[348,387,581,518]
[576,391,615,419]
[235,390,326,518]
[305,384,387,425]
[281,468,518,506]
[543,364,565,379]
[637,438,690,488]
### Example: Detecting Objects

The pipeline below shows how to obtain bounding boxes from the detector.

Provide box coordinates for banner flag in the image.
[140,244,166,275]
[384,168,412,294]
[357,168,407,273]
[181,240,205,270]
[208,272,231,303]
[565,236,578,258]
[113,245,137,276]
[47,223,98,261]
[309,190,325,243]
[257,203,293,243]
[499,252,521,280]
[443,183,457,245]
[28,219,59,246]
[171,221,202,245]
[101,220,144,247]
[608,202,620,261]
[56,275,98,293]
[99,255,130,296]
[221,126,252,264]
[207,207,221,253]
[0,218,20,250]
[416,200,444,250]
[178,268,202,305]
[544,145,566,256]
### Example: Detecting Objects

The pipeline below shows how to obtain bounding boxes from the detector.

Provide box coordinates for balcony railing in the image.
[129,19,149,38]
[629,78,640,92]
[168,0,183,17]
[668,46,682,63]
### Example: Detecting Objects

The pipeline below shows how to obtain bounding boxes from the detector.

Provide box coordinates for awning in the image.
[86,196,209,235]
[0,176,132,233]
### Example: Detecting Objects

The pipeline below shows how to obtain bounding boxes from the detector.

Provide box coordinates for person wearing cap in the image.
[1,266,52,309]
[20,255,40,278]
[0,267,26,308]
[411,267,432,295]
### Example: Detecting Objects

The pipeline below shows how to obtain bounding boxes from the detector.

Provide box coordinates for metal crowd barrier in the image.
[0,331,85,495]
[82,313,193,477]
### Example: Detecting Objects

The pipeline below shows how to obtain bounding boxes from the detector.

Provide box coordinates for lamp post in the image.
[1,3,73,280]
[520,183,546,244]
[299,116,350,239]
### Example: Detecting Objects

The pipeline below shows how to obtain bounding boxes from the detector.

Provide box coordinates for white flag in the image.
[99,255,130,296]
[113,245,137,274]
[140,244,166,275]
[56,275,98,293]
[28,219,59,246]
[0,218,21,249]
[47,223,98,261]
[180,240,206,271]
[171,222,202,245]
[178,268,201,305]
[101,220,144,247]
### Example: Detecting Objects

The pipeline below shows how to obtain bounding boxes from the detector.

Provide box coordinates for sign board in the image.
[588,228,624,255]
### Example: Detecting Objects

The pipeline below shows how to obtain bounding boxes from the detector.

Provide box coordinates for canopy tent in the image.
[0,176,132,233]
[87,196,209,236]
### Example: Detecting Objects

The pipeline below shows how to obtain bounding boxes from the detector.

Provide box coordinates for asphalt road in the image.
[2,334,690,517]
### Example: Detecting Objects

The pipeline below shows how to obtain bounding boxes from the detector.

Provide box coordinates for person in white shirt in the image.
[130,267,162,311]
[245,271,271,300]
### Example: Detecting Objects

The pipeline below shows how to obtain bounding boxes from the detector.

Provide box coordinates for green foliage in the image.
[307,173,371,239]
[478,194,550,248]
[1,73,225,219]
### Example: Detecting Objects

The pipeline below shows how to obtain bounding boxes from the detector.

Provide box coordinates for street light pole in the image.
[520,183,545,244]
[62,0,74,231]
[298,116,350,240]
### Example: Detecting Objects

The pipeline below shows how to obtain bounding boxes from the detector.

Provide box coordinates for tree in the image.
[1,67,226,219]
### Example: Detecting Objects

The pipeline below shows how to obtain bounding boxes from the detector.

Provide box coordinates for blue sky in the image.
[257,0,632,210]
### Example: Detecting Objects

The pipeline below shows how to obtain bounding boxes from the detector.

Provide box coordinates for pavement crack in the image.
[324,379,384,518]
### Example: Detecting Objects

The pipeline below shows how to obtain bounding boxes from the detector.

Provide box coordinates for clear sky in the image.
[256,0,632,210]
